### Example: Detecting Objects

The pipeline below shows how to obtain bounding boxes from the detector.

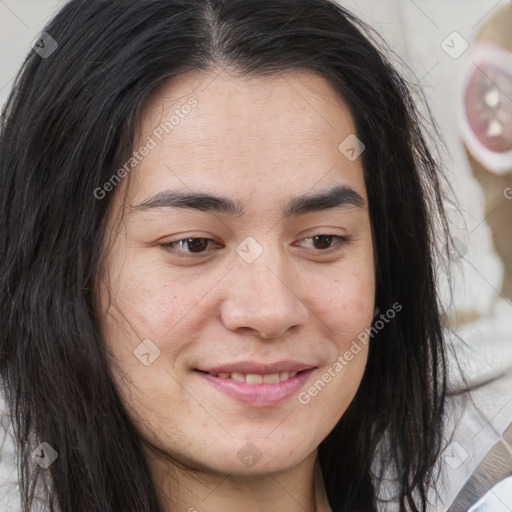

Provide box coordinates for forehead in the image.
[124,68,367,207]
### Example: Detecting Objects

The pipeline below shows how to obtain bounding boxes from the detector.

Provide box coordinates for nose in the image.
[219,248,309,339]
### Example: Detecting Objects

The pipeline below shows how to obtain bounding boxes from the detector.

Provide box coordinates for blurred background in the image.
[1,1,511,510]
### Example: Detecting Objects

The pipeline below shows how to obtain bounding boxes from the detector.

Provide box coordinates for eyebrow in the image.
[131,184,365,217]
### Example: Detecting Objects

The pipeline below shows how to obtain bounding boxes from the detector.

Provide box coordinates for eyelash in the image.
[160,234,351,258]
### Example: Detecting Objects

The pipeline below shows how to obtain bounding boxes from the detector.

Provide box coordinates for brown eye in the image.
[465,64,512,153]
[162,237,217,255]
[296,234,350,252]
[312,235,335,250]
[184,238,210,253]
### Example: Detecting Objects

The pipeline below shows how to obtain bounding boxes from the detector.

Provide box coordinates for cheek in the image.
[310,264,376,342]
[100,253,209,342]
[299,336,369,442]
[309,269,374,417]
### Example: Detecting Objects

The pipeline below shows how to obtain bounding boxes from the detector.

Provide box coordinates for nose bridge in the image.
[220,240,308,337]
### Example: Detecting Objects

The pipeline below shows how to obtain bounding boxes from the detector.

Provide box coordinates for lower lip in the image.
[196,369,315,406]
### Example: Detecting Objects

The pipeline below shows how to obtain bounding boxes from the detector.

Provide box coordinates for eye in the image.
[160,234,351,258]
[161,237,221,255]
[295,234,351,252]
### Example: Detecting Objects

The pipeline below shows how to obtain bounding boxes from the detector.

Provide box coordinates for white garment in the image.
[434,298,512,511]
[0,393,21,512]
[468,476,512,511]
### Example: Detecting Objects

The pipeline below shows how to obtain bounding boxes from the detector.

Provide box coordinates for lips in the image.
[195,360,313,385]
[198,360,313,375]
[194,361,316,406]
[459,40,512,174]
[198,370,303,384]
[465,63,512,153]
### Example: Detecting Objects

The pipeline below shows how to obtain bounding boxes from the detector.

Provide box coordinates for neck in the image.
[147,448,324,512]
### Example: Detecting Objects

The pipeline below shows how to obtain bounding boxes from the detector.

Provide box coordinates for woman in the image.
[0,0,452,511]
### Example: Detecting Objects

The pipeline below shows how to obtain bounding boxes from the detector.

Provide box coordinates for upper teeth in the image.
[485,89,500,108]
[210,371,298,383]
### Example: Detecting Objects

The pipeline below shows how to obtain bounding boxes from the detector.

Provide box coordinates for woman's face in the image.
[97,69,375,477]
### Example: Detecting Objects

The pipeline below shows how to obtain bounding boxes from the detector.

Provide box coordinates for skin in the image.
[96,67,376,512]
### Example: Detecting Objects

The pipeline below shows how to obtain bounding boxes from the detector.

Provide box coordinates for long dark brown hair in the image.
[0,0,451,510]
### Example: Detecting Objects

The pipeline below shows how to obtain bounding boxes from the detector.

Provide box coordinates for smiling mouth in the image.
[195,368,315,406]
[197,369,308,384]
